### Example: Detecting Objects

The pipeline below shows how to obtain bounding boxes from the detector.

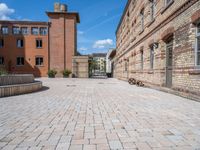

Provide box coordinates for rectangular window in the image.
[13,27,21,35]
[0,57,4,65]
[196,23,200,66]
[16,57,24,66]
[1,26,8,34]
[32,27,39,35]
[36,39,42,48]
[150,45,154,69]
[0,39,4,48]
[21,27,29,35]
[150,0,156,20]
[40,27,48,35]
[35,57,44,66]
[17,39,24,48]
[141,50,144,70]
[140,9,144,31]
[125,62,128,72]
[165,0,172,5]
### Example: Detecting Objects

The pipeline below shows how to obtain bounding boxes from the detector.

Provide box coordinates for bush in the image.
[0,69,8,76]
[47,69,57,78]
[62,69,72,78]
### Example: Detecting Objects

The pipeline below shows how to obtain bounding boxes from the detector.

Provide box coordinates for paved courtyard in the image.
[0,78,200,150]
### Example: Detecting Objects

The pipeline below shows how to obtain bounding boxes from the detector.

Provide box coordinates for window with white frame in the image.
[31,27,39,35]
[150,0,156,20]
[196,22,200,66]
[0,57,4,65]
[36,39,42,48]
[21,27,29,35]
[17,39,24,48]
[16,57,24,66]
[0,39,4,48]
[40,27,48,35]
[150,45,155,69]
[35,57,44,66]
[13,27,21,35]
[1,26,8,34]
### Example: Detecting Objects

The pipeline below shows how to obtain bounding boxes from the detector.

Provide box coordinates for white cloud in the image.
[93,39,113,49]
[78,31,84,35]
[79,47,88,51]
[0,3,15,20]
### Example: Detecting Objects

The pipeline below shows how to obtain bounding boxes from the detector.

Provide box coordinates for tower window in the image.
[36,39,43,48]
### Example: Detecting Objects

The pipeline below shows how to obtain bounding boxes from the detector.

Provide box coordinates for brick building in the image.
[0,3,80,77]
[114,0,200,98]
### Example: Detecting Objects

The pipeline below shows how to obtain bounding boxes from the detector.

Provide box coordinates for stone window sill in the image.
[139,29,144,35]
[147,19,155,27]
[189,69,200,75]
[161,0,174,14]
[148,70,154,74]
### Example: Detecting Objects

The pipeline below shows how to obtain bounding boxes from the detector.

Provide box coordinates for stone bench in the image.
[0,74,34,86]
[0,81,42,97]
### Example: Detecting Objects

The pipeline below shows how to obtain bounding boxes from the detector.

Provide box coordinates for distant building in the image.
[92,53,106,74]
[106,48,116,77]
[114,0,200,99]
[0,3,80,77]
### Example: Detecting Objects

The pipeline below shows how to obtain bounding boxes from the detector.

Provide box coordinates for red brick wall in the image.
[48,13,77,76]
[0,23,49,77]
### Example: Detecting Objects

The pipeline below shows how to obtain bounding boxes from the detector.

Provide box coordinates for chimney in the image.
[60,4,67,12]
[54,2,60,12]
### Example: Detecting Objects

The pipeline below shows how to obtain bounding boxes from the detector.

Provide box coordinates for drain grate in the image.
[66,85,76,87]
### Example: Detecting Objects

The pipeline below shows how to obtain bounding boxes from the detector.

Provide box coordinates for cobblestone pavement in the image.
[0,78,200,150]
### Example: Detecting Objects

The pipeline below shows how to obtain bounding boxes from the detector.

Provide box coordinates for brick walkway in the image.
[0,78,200,150]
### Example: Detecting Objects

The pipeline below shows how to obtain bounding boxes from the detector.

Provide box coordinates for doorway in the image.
[166,38,173,88]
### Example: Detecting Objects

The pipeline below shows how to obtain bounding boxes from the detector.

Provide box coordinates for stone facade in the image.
[114,0,200,98]
[72,56,90,78]
[0,3,80,77]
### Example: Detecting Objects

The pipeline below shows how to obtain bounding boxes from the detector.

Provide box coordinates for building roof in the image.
[92,53,107,57]
[46,12,80,23]
[116,0,132,35]
[0,20,49,25]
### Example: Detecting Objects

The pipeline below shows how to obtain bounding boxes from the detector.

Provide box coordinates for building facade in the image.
[114,0,200,98]
[0,3,80,77]
[106,48,116,77]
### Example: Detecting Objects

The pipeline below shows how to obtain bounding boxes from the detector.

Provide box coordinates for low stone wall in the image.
[0,81,42,97]
[0,74,34,86]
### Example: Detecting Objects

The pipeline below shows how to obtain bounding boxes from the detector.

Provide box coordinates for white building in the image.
[106,48,116,77]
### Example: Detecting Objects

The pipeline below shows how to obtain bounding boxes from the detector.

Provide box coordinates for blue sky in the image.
[0,0,126,54]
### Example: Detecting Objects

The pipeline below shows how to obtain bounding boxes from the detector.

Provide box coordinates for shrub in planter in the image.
[62,69,72,78]
[0,69,8,76]
[47,69,57,78]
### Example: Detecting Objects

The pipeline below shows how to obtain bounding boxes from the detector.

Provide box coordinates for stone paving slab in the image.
[0,78,200,150]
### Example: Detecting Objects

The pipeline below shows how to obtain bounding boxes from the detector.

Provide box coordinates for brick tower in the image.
[46,3,80,76]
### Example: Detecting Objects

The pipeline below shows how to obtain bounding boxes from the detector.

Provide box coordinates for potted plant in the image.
[62,69,72,78]
[47,69,57,78]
